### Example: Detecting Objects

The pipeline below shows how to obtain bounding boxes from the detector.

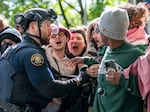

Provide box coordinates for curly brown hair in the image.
[119,3,148,29]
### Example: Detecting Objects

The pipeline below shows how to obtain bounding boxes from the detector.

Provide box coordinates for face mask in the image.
[0,43,12,54]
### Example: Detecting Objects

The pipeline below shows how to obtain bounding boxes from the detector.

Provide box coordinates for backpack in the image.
[0,43,37,101]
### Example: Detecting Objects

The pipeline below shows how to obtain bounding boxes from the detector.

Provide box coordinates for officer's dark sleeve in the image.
[21,49,88,100]
[36,79,79,99]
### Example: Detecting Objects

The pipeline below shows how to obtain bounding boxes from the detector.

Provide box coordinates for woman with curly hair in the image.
[120,3,149,52]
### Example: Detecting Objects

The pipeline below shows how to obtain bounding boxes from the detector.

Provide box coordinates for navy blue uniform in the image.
[7,35,80,111]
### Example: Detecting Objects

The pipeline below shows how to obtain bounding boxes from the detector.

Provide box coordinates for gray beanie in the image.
[99,7,129,40]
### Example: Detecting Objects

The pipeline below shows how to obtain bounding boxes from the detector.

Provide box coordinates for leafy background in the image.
[0,0,131,28]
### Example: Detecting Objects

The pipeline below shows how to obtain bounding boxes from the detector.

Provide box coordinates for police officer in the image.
[1,8,90,112]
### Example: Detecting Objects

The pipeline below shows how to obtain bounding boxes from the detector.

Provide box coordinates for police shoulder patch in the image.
[31,53,44,66]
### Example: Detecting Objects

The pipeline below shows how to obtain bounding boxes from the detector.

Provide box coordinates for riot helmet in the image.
[14,8,58,45]
[14,8,58,32]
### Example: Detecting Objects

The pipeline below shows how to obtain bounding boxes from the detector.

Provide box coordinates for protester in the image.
[67,19,107,112]
[46,26,77,78]
[92,7,144,112]
[0,14,21,56]
[119,3,149,52]
[0,27,22,55]
[67,28,87,58]
[85,18,99,57]
[123,48,150,112]
[67,22,107,77]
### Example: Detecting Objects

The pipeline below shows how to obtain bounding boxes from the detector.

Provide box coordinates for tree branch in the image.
[58,0,70,28]
[64,1,80,13]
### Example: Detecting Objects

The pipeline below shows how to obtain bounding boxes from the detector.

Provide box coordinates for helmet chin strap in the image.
[26,22,45,45]
[25,33,40,39]
[25,32,42,46]
[37,22,42,39]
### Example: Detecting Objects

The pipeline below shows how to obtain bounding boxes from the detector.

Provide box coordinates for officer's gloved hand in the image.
[75,70,91,86]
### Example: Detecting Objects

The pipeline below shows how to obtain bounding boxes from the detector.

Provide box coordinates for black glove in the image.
[76,71,91,86]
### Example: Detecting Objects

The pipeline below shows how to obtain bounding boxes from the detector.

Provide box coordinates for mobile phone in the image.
[104,60,117,72]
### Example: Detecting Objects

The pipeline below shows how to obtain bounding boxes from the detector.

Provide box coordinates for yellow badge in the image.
[31,53,44,66]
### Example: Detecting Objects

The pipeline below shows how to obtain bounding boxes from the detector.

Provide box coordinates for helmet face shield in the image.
[51,20,59,35]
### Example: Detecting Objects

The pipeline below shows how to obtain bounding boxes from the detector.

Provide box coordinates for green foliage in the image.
[0,0,49,27]
[0,0,127,27]
[0,1,9,17]
[88,0,127,22]
[88,1,105,21]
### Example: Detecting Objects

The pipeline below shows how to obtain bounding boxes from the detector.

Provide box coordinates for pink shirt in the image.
[124,50,150,112]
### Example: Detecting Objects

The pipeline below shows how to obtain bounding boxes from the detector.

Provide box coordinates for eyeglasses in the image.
[51,31,66,38]
[92,27,100,35]
[58,31,66,37]
[95,27,100,33]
